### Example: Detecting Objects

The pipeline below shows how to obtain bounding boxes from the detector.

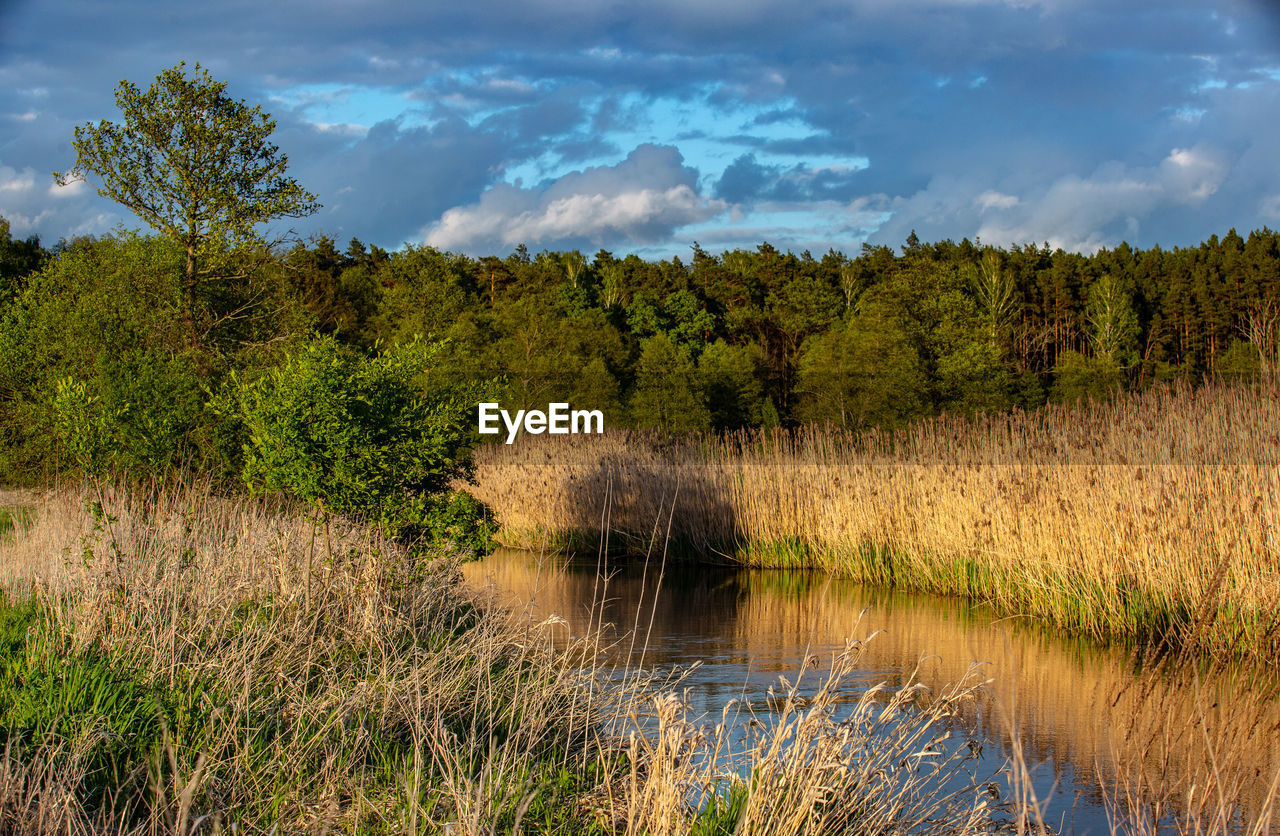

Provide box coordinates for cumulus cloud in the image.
[0,162,119,239]
[0,165,35,195]
[974,145,1230,251]
[3,0,1280,253]
[423,144,726,251]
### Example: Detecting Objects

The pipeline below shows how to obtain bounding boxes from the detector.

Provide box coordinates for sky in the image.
[2,0,1280,259]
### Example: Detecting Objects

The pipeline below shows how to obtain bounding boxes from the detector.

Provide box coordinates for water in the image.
[463,549,1280,834]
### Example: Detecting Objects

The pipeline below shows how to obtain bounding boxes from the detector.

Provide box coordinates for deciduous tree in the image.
[55,62,319,344]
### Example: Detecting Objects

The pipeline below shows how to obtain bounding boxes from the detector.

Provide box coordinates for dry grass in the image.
[0,484,1024,834]
[603,651,1001,836]
[0,485,615,832]
[472,377,1280,663]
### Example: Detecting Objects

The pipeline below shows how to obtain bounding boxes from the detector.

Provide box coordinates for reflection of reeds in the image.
[472,378,1280,663]
[730,572,1280,834]
[467,550,1280,834]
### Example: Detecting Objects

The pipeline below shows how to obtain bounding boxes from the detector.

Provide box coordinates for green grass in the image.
[0,580,612,832]
[0,593,174,813]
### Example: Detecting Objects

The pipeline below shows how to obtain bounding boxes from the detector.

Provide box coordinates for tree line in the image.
[1,217,1277,481]
[226,225,1280,431]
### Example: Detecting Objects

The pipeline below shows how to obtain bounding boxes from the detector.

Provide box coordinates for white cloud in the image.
[48,178,86,198]
[0,165,36,194]
[973,145,1229,251]
[0,164,115,238]
[310,121,370,136]
[975,190,1019,211]
[423,144,727,250]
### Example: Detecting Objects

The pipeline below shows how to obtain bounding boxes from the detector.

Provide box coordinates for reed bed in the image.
[0,485,617,832]
[471,378,1280,662]
[0,485,1021,834]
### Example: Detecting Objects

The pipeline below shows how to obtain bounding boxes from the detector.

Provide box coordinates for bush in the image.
[229,334,491,553]
[0,232,291,481]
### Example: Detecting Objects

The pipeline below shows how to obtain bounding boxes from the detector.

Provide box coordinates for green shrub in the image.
[0,233,289,481]
[230,334,491,553]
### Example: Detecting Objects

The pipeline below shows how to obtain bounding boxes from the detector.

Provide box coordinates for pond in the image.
[464,548,1280,833]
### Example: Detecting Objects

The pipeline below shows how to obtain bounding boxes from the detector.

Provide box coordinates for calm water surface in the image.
[463,549,1279,834]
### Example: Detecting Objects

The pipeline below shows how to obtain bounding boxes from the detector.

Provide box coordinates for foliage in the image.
[1051,349,1124,403]
[569,356,625,425]
[55,62,319,275]
[4,219,1280,481]
[1086,272,1141,369]
[795,309,923,429]
[54,61,319,354]
[698,340,766,430]
[0,217,46,306]
[230,334,483,546]
[0,234,229,480]
[0,230,306,482]
[237,226,1280,435]
[1217,339,1262,381]
[629,333,711,432]
[408,488,496,559]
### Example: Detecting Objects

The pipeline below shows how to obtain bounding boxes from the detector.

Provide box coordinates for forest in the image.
[1,214,1277,484]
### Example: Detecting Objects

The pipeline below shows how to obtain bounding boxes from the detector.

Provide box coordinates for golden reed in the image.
[471,378,1280,663]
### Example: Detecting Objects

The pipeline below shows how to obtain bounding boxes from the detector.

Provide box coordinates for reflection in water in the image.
[463,549,1280,834]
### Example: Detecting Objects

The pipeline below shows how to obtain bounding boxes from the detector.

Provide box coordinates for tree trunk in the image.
[182,233,199,350]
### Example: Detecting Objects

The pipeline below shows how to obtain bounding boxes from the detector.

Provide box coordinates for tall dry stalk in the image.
[0,484,622,832]
[472,377,1280,663]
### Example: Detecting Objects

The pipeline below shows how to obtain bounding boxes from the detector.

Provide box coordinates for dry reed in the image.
[471,378,1280,663]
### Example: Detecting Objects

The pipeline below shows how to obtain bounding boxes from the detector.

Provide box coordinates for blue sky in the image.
[2,0,1280,258]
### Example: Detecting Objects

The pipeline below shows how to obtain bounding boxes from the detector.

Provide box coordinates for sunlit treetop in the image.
[54,61,320,286]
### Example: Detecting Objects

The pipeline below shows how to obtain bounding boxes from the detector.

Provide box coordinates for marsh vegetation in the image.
[473,375,1280,665]
[0,487,1052,834]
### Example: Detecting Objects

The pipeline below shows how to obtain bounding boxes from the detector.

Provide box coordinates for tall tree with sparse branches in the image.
[55,61,319,345]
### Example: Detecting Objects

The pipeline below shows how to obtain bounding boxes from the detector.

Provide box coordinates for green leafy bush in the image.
[229,334,492,554]
[0,232,289,481]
